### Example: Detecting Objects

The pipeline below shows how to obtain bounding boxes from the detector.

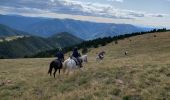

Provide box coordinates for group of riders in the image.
[55,47,82,66]
[55,47,105,67]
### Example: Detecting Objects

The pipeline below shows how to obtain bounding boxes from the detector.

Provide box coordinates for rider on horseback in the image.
[55,48,64,62]
[49,48,64,78]
[98,51,105,60]
[72,47,82,67]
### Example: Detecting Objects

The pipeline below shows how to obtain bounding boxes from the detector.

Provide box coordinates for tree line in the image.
[28,28,168,58]
[0,28,168,59]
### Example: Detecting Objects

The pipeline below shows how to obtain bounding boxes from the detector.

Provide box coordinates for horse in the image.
[96,51,105,61]
[63,57,83,74]
[48,59,63,78]
[80,55,88,63]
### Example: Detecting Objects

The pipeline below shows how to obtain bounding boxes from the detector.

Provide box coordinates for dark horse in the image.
[48,59,63,78]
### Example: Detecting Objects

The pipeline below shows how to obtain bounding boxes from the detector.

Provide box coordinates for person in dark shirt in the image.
[72,47,81,58]
[55,48,64,62]
[72,47,82,67]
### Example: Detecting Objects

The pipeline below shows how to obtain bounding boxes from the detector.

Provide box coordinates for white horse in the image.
[80,55,88,63]
[63,57,83,74]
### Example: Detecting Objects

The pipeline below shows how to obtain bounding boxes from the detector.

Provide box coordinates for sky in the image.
[0,0,170,28]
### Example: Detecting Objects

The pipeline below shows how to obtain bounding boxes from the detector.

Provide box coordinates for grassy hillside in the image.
[0,31,170,100]
[31,29,168,58]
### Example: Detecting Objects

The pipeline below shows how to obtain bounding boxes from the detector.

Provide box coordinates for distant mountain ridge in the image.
[0,14,151,40]
[0,24,29,38]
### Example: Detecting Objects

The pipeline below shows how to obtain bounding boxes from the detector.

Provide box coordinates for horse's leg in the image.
[66,69,70,75]
[53,69,57,78]
[49,71,52,76]
[63,62,67,74]
[59,69,61,75]
[58,69,62,81]
[85,57,87,62]
[73,68,76,75]
[63,68,65,73]
[62,65,67,74]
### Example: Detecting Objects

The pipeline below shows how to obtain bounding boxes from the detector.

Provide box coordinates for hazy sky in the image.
[0,0,170,28]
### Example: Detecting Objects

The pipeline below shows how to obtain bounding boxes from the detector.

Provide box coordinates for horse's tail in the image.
[48,61,54,75]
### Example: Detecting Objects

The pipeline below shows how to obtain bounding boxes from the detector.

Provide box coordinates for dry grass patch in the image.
[0,32,170,99]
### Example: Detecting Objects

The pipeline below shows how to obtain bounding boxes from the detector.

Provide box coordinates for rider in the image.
[55,48,64,62]
[98,51,105,60]
[72,47,82,67]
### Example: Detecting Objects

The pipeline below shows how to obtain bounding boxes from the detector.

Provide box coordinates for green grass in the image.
[0,32,170,100]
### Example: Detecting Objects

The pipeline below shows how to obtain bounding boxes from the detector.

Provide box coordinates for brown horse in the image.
[48,59,63,78]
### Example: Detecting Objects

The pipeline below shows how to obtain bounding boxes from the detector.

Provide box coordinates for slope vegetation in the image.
[0,31,170,100]
[0,32,83,58]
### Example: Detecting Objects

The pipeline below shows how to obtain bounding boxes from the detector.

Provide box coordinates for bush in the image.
[24,55,28,58]
[0,56,4,59]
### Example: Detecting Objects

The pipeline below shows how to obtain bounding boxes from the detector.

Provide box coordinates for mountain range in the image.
[0,14,151,40]
[0,24,83,58]
[0,24,29,38]
[0,14,153,58]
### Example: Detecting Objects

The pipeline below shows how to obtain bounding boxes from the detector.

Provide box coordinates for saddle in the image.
[72,57,79,65]
[71,57,83,68]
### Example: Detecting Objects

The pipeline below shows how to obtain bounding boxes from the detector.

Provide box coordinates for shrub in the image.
[0,56,4,59]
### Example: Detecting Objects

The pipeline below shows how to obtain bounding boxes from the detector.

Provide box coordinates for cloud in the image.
[0,0,169,28]
[154,15,164,17]
[107,0,124,2]
[0,0,167,20]
[149,14,166,18]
